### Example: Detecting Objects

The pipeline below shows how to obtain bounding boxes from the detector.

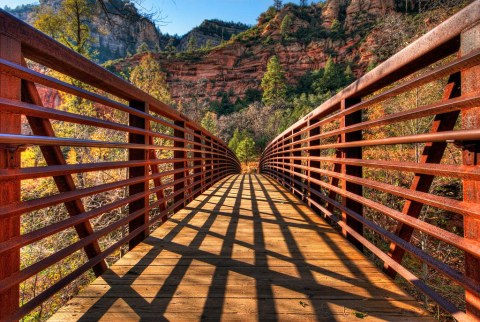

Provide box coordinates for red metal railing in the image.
[260,1,480,321]
[0,10,240,320]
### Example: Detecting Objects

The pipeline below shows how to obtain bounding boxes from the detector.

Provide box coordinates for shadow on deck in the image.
[50,174,432,321]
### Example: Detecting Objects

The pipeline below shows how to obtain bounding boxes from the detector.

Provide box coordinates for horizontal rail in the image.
[263,160,480,218]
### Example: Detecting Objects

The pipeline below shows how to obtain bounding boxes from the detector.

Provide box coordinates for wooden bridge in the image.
[0,1,480,321]
[49,174,431,321]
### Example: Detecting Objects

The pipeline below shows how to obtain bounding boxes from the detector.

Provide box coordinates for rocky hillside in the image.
[177,20,250,51]
[5,0,161,62]
[111,0,469,105]
[5,1,249,62]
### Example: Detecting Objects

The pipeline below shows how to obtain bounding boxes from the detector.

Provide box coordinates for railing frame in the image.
[461,20,480,319]
[260,2,480,320]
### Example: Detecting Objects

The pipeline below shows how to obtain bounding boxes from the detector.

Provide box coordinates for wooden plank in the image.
[51,174,431,321]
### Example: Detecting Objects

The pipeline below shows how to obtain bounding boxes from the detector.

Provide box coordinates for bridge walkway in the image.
[50,174,431,321]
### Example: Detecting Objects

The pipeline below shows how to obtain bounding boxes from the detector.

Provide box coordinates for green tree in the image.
[205,39,214,49]
[187,34,197,52]
[137,42,150,54]
[261,56,287,106]
[201,112,218,135]
[313,57,345,95]
[228,128,244,153]
[34,0,94,57]
[330,19,342,36]
[300,0,308,6]
[280,14,293,38]
[236,136,256,165]
[130,53,172,104]
[344,64,355,85]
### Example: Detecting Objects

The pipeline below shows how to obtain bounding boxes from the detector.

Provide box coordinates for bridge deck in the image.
[50,174,431,321]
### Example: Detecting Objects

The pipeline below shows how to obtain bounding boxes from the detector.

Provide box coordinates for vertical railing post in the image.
[0,34,21,319]
[276,141,281,181]
[174,121,186,213]
[201,136,206,191]
[308,119,322,212]
[288,132,294,191]
[212,141,219,181]
[285,134,292,189]
[341,98,363,251]
[205,136,213,187]
[285,135,291,187]
[128,101,149,250]
[293,129,302,199]
[193,131,203,198]
[461,22,480,320]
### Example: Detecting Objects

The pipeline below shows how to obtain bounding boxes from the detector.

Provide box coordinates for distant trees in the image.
[187,34,197,52]
[237,136,256,165]
[274,0,283,11]
[300,0,308,6]
[228,128,245,153]
[136,42,150,54]
[201,111,218,135]
[261,56,287,106]
[344,64,355,85]
[130,53,172,104]
[228,129,256,165]
[205,39,214,49]
[312,57,353,96]
[280,14,293,38]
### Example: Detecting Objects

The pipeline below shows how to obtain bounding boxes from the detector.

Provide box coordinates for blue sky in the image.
[3,0,307,35]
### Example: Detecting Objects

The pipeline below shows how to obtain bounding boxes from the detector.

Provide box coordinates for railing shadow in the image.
[64,174,426,321]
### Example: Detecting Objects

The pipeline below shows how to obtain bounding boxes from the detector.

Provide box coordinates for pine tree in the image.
[300,0,308,7]
[312,57,346,95]
[344,65,355,85]
[261,56,287,106]
[274,0,283,11]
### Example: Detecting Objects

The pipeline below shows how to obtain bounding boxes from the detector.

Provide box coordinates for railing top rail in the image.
[264,0,480,151]
[0,9,227,147]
